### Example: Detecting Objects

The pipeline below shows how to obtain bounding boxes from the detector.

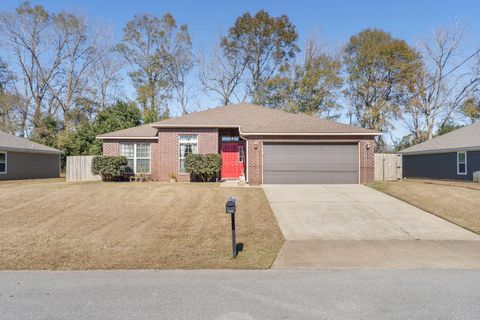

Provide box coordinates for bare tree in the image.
[199,44,247,105]
[116,13,178,122]
[406,22,480,140]
[89,43,123,111]
[0,2,69,135]
[46,13,100,130]
[0,57,22,133]
[165,24,194,115]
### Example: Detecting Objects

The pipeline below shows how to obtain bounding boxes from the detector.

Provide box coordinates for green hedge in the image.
[185,154,222,182]
[91,156,128,181]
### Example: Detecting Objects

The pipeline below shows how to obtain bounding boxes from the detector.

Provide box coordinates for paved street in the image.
[1,269,480,319]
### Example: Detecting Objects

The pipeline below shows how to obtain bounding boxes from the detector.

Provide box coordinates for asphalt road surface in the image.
[1,270,479,319]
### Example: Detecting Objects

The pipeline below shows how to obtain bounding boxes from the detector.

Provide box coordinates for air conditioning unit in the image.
[474,171,480,183]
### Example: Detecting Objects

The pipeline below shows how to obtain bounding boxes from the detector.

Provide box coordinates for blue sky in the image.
[3,0,480,141]
[4,0,479,47]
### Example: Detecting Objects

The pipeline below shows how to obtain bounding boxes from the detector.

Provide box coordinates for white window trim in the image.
[0,151,6,174]
[135,143,151,174]
[457,151,467,175]
[178,134,198,174]
[120,143,151,174]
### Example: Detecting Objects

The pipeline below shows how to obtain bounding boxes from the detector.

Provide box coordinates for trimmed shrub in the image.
[91,156,128,181]
[185,154,222,182]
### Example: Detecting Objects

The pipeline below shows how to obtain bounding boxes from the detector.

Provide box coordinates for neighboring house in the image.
[97,103,380,185]
[0,131,62,180]
[400,122,480,181]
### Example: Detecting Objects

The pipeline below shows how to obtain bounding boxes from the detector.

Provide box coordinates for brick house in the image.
[97,103,380,185]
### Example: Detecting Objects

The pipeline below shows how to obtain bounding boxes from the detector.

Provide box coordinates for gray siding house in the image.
[400,122,480,181]
[0,131,62,180]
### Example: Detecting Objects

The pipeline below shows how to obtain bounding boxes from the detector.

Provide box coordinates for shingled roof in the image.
[0,131,62,154]
[96,123,159,139]
[400,122,480,155]
[97,103,380,138]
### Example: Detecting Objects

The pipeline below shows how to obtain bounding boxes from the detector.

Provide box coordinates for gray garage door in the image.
[263,143,359,184]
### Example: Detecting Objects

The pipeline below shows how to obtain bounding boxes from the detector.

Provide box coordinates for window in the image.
[0,152,6,174]
[135,143,151,174]
[457,151,467,175]
[179,135,198,173]
[238,145,244,162]
[120,143,150,174]
[120,144,135,173]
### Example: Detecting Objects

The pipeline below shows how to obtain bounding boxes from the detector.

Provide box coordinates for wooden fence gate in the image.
[66,156,101,182]
[375,153,402,181]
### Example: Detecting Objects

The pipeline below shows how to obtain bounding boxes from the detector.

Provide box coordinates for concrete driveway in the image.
[263,184,478,241]
[263,185,480,268]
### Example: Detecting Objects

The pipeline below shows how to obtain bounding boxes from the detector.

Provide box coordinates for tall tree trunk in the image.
[33,96,42,128]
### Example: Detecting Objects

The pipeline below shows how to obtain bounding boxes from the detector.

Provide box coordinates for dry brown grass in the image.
[406,178,480,190]
[0,180,283,270]
[369,179,480,234]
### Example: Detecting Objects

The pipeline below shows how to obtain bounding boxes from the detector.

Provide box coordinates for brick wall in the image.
[157,128,218,182]
[102,131,218,182]
[102,133,376,184]
[102,139,160,180]
[246,139,262,185]
[245,135,376,185]
[359,139,375,184]
[102,140,120,156]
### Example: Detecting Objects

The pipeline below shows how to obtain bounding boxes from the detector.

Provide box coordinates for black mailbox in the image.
[226,196,238,258]
[226,197,236,214]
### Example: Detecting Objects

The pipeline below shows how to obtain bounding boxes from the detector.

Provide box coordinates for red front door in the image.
[221,142,245,179]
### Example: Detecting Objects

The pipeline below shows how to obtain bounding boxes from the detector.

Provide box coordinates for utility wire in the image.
[421,47,480,93]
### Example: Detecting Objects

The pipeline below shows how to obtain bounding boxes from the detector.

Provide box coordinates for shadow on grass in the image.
[235,243,244,256]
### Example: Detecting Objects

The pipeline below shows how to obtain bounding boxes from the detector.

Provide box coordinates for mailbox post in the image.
[225,197,237,258]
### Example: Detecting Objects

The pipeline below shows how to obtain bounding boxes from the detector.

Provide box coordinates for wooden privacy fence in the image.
[66,156,101,182]
[375,153,403,181]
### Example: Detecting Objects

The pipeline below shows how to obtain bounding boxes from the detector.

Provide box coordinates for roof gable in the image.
[400,122,480,154]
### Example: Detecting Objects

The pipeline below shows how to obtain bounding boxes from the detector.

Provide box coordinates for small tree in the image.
[184,154,222,182]
[91,156,128,181]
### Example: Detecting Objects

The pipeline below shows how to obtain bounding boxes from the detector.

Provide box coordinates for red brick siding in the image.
[245,135,376,185]
[102,132,376,184]
[246,139,263,185]
[102,141,119,156]
[102,139,160,180]
[157,128,218,182]
[359,139,375,183]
